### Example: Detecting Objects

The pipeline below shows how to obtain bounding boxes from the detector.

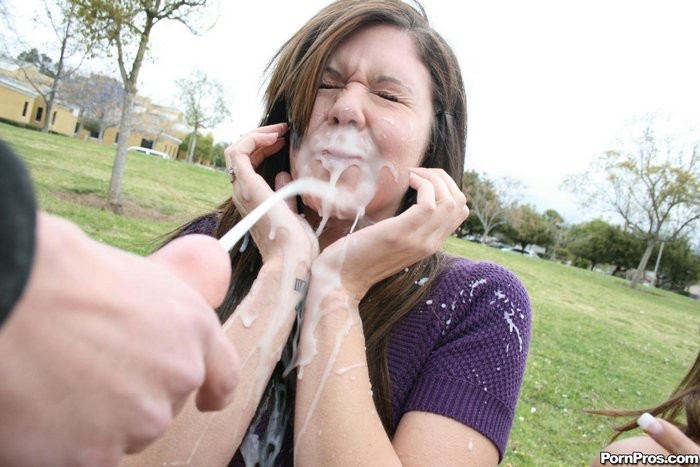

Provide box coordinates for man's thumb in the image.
[149,235,231,308]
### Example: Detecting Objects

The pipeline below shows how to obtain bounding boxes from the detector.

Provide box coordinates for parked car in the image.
[128,146,170,159]
[500,246,538,258]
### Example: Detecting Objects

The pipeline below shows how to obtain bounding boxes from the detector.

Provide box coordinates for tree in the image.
[61,72,124,138]
[563,120,700,288]
[9,1,86,133]
[543,209,565,259]
[178,132,219,165]
[176,70,230,164]
[17,48,57,77]
[506,205,555,251]
[211,141,228,168]
[69,0,213,212]
[462,171,523,241]
[455,210,483,239]
[653,238,700,292]
[565,219,642,273]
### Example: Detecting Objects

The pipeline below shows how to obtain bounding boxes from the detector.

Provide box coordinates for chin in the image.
[302,194,362,221]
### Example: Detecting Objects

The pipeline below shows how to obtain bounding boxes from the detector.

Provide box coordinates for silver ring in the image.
[226,166,236,184]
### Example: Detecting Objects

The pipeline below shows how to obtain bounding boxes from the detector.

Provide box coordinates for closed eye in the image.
[374,91,400,103]
[320,80,401,103]
[319,82,342,90]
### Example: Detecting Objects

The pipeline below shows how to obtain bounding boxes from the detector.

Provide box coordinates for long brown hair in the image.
[179,0,467,435]
[589,347,700,443]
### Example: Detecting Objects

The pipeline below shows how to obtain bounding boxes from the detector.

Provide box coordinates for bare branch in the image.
[565,115,700,287]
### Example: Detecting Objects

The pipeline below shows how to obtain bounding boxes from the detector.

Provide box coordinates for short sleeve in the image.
[401,259,531,460]
[178,213,219,237]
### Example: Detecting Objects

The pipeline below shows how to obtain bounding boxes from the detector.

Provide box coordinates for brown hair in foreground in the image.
[589,346,700,443]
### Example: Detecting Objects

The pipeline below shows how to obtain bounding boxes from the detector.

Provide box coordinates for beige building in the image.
[93,96,187,159]
[0,67,80,136]
[0,57,187,157]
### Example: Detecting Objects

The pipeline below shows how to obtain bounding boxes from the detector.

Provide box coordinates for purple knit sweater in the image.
[182,217,531,464]
[387,257,531,460]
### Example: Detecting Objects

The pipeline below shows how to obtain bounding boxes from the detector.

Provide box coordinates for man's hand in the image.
[0,213,240,467]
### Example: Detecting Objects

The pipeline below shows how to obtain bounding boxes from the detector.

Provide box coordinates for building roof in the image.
[0,74,39,98]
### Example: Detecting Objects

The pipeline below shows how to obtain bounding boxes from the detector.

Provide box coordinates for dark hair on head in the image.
[178,0,468,438]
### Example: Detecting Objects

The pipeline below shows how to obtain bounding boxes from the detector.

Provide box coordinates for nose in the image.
[327,84,366,128]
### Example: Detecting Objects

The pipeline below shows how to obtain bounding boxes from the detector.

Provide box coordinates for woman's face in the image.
[290,24,434,223]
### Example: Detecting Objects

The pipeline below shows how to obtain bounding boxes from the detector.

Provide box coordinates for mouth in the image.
[319,148,365,162]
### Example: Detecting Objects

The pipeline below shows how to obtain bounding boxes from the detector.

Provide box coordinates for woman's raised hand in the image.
[315,167,469,301]
[224,123,318,263]
[638,413,700,460]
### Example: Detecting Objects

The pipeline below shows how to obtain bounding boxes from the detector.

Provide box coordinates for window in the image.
[114,132,119,143]
[74,122,80,134]
[22,102,28,117]
[35,107,43,122]
[51,111,57,125]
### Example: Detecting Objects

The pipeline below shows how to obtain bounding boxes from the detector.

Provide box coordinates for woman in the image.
[121,1,531,465]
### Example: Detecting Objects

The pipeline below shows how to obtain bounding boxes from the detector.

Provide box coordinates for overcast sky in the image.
[7,0,700,224]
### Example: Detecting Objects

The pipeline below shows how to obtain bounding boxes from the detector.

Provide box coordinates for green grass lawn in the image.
[1,122,231,254]
[2,123,698,466]
[446,238,698,465]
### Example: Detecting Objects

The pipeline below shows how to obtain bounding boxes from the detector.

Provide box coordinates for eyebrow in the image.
[323,66,414,95]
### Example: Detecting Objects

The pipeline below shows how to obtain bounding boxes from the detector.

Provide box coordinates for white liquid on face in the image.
[293,126,397,232]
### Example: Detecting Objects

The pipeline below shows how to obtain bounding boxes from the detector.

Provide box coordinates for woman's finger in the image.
[241,121,288,137]
[411,167,467,208]
[223,131,285,211]
[224,123,288,167]
[258,121,288,133]
[409,167,451,205]
[408,169,468,231]
[408,170,436,209]
[225,132,278,169]
[249,136,286,168]
[638,413,700,456]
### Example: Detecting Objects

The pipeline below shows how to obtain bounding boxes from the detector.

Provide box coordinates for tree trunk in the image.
[74,109,84,137]
[42,9,71,133]
[630,239,657,289]
[186,127,198,164]
[107,89,136,212]
[42,97,55,133]
[41,68,61,133]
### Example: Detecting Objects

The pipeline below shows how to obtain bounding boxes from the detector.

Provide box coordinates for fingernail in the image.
[637,413,663,435]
